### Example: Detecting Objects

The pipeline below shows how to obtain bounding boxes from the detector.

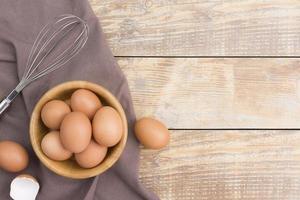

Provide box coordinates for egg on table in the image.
[75,140,107,168]
[92,106,123,147]
[41,131,72,161]
[0,141,29,172]
[71,89,102,119]
[60,112,92,153]
[41,100,71,130]
[134,117,170,149]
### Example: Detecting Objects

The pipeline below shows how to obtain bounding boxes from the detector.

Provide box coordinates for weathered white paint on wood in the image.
[140,130,300,200]
[90,0,300,56]
[118,58,300,128]
[88,1,300,199]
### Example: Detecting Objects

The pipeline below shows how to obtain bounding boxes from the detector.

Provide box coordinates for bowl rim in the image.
[29,80,128,179]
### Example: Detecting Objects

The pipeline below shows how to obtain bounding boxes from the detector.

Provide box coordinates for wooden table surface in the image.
[90,1,300,199]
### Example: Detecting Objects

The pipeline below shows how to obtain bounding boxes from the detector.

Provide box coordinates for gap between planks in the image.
[117,57,300,129]
[115,56,300,58]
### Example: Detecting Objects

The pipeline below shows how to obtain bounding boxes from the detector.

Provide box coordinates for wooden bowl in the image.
[30,81,128,179]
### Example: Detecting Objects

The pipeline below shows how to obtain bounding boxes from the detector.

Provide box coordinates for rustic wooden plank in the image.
[90,0,300,56]
[118,58,300,129]
[139,130,300,200]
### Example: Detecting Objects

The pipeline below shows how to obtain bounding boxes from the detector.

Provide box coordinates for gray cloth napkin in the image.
[0,0,158,199]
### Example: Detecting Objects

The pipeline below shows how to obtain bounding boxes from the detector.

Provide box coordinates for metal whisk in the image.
[0,14,89,115]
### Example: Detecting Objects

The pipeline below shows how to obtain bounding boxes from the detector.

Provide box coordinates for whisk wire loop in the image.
[0,14,89,115]
[23,20,78,82]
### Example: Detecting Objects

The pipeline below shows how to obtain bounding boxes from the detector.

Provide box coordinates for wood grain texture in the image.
[90,0,300,56]
[118,58,300,129]
[89,1,300,199]
[139,130,300,200]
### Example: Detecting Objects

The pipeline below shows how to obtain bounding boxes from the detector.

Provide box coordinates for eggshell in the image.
[92,106,123,147]
[10,174,40,200]
[71,89,102,119]
[134,117,170,149]
[60,112,92,153]
[0,141,29,172]
[75,140,107,168]
[41,100,71,130]
[41,131,72,161]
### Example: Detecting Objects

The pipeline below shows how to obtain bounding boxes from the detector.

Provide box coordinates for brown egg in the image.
[75,140,107,168]
[41,131,72,161]
[0,141,29,172]
[92,106,123,147]
[41,100,71,130]
[71,89,102,119]
[65,98,71,107]
[60,112,92,153]
[134,117,170,149]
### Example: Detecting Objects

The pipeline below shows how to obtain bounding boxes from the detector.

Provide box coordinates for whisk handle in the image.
[0,90,19,116]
